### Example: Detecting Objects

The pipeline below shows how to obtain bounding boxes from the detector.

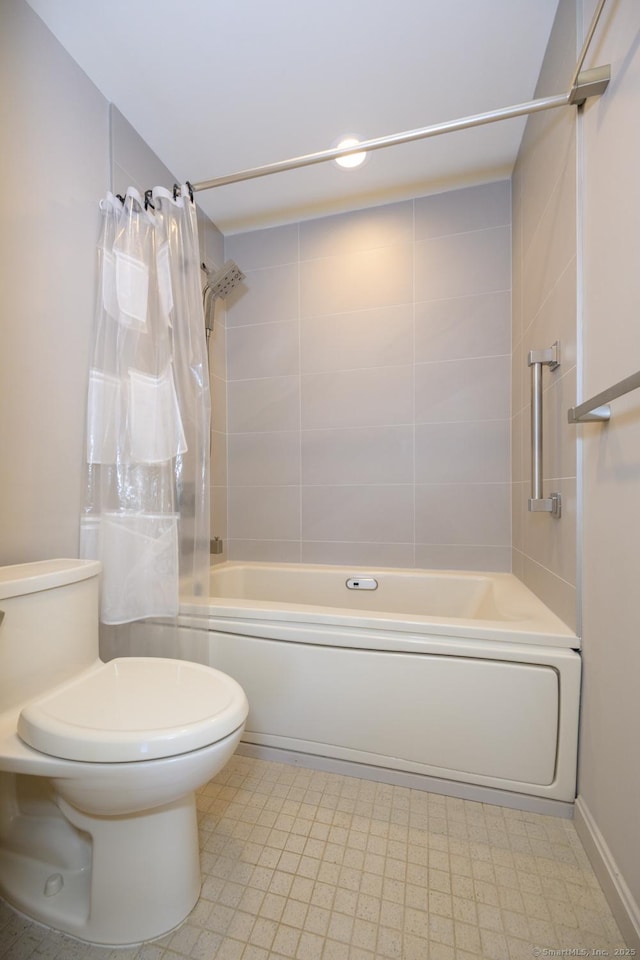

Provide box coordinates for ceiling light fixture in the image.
[334,137,367,169]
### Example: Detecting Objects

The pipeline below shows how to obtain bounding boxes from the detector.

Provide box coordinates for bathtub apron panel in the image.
[111,562,582,806]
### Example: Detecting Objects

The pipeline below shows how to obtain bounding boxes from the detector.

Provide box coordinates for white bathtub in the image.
[116,562,581,813]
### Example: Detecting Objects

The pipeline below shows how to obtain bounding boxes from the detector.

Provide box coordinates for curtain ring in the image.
[172,183,180,201]
[186,181,194,203]
[144,189,155,211]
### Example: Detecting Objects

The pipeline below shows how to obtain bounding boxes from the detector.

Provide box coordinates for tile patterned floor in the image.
[0,755,627,960]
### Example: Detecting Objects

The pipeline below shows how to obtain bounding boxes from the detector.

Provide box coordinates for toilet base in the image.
[0,776,201,945]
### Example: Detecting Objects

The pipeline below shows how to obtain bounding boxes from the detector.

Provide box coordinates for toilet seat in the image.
[17,658,247,763]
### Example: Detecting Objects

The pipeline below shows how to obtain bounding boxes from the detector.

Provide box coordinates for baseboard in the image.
[236,743,575,818]
[574,796,640,950]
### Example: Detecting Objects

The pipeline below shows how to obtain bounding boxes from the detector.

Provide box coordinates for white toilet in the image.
[0,558,249,945]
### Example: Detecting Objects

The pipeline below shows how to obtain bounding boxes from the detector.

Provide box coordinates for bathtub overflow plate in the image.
[345,577,378,591]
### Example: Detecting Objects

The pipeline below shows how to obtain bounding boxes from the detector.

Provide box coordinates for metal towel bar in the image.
[568,369,640,423]
[528,342,562,518]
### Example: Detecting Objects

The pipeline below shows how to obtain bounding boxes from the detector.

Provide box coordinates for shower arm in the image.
[190,0,610,195]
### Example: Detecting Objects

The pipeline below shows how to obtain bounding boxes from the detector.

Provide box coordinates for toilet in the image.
[0,558,249,945]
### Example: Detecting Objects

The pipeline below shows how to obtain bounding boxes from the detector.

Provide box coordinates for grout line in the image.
[226,418,512,436]
[226,354,511,385]
[228,481,512,488]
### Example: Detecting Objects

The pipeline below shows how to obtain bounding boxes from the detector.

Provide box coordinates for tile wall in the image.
[220,182,512,569]
[209,293,229,564]
[511,0,578,630]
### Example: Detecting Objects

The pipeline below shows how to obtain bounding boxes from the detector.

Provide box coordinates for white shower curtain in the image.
[80,185,210,624]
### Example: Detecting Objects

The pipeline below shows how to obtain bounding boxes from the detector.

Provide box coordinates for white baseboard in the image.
[237,743,575,818]
[574,796,640,951]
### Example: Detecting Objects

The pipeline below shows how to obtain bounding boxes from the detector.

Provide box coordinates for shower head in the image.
[202,260,246,300]
[202,259,245,338]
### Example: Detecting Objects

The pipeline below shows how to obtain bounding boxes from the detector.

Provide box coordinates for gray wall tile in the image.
[227,376,300,433]
[511,0,577,629]
[415,356,510,423]
[210,372,227,434]
[415,291,510,363]
[414,544,511,572]
[226,223,299,270]
[415,421,510,484]
[302,426,413,485]
[302,485,413,543]
[211,430,227,487]
[302,541,414,568]
[226,263,298,326]
[228,431,300,487]
[228,539,301,562]
[415,226,510,302]
[523,477,576,586]
[415,483,510,545]
[414,181,511,240]
[225,181,512,569]
[227,319,299,381]
[302,366,413,430]
[300,243,413,317]
[301,304,413,373]
[300,200,413,260]
[228,486,300,541]
[521,160,576,328]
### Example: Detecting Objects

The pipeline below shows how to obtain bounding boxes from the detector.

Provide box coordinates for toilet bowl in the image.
[0,559,249,946]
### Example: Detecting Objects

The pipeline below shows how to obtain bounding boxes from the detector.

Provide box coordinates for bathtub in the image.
[116,562,581,813]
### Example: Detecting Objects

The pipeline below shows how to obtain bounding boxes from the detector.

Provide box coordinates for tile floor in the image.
[0,755,627,960]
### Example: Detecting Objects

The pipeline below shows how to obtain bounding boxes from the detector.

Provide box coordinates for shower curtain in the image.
[80,185,210,624]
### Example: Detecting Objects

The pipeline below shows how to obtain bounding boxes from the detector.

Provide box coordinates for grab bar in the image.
[528,342,562,518]
[568,368,640,423]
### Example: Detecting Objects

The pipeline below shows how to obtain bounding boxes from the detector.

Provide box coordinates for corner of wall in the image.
[574,796,640,951]
[510,0,579,632]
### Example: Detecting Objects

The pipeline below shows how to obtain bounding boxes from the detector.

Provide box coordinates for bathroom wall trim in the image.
[574,796,640,949]
[237,744,575,819]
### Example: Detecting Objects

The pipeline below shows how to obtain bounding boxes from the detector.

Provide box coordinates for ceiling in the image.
[26,0,561,235]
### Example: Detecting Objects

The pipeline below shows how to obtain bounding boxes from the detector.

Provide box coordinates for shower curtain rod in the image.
[191,0,610,195]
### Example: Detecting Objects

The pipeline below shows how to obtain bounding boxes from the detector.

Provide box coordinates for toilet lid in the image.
[17,658,248,763]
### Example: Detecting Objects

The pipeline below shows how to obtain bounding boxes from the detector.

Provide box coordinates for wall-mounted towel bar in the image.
[568,369,640,423]
[528,342,562,518]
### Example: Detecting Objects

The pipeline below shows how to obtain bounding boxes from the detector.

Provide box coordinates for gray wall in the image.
[511,0,578,631]
[224,183,512,568]
[513,0,640,942]
[0,0,224,570]
[577,0,640,945]
[0,0,109,563]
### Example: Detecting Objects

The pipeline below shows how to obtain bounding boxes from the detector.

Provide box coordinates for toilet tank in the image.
[0,559,101,712]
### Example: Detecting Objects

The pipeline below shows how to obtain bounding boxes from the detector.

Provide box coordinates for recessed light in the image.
[335,137,367,168]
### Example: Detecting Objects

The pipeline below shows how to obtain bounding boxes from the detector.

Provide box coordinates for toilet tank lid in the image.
[0,559,101,600]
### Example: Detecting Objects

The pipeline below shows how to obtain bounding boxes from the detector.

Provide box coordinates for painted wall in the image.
[0,0,109,563]
[513,0,640,942]
[576,0,640,945]
[224,183,512,569]
[511,0,578,631]
[0,0,225,571]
